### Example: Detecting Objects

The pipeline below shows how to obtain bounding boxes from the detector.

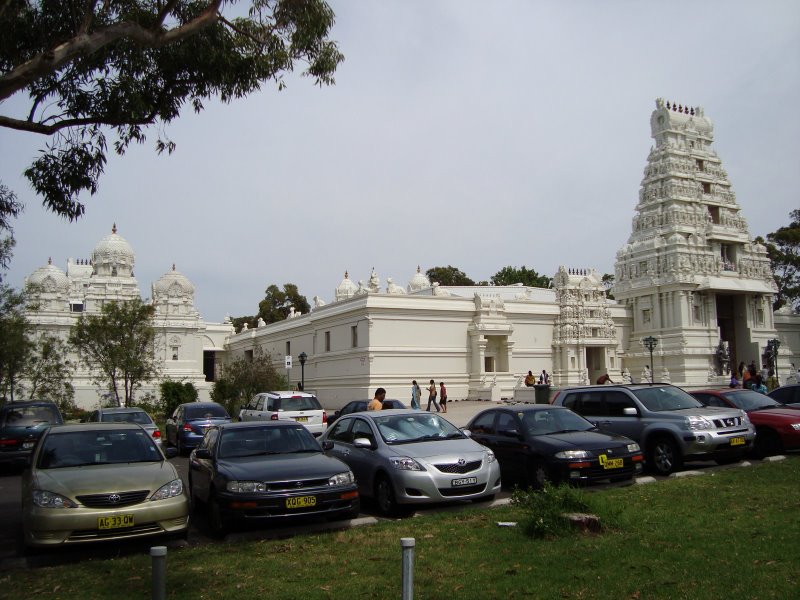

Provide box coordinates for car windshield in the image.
[374,414,464,445]
[218,426,320,458]
[632,386,702,411]
[278,396,321,411]
[38,429,161,468]
[1,405,60,427]
[521,409,594,436]
[725,390,782,411]
[185,405,229,420]
[100,410,153,425]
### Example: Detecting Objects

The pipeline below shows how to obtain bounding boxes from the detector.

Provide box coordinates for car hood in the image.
[747,407,800,421]
[216,453,350,481]
[530,430,635,452]
[32,461,179,497]
[384,438,487,460]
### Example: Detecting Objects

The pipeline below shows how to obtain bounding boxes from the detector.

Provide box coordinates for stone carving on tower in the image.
[612,99,779,385]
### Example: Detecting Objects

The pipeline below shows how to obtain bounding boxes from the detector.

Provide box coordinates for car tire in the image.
[526,460,549,490]
[647,437,682,476]
[375,475,411,517]
[207,491,229,538]
[753,429,783,459]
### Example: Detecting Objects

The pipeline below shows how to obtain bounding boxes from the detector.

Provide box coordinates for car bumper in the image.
[682,428,756,460]
[390,461,502,505]
[0,448,34,466]
[551,454,645,484]
[216,486,359,520]
[23,494,189,547]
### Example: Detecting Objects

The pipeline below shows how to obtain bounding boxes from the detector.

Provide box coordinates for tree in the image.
[69,299,159,406]
[257,283,310,324]
[601,273,615,300]
[426,266,475,286]
[160,380,198,419]
[490,265,552,288]
[211,347,285,416]
[764,209,800,312]
[22,333,76,412]
[0,1,343,224]
[0,283,33,401]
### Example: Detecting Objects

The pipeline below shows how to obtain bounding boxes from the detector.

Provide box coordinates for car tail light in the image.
[183,424,193,432]
[632,454,644,462]
[152,430,161,439]
[270,413,279,421]
[323,411,328,423]
[0,439,18,446]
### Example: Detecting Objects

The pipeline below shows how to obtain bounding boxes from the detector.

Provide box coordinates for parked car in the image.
[766,384,800,409]
[320,410,501,516]
[690,388,800,458]
[21,423,187,548]
[85,406,162,448]
[466,404,643,487]
[0,401,63,469]
[328,399,408,425]
[552,384,755,475]
[238,391,328,436]
[166,402,231,455]
[189,421,359,535]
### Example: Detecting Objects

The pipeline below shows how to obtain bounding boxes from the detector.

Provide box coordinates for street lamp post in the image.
[641,336,658,384]
[766,339,780,382]
[298,352,307,391]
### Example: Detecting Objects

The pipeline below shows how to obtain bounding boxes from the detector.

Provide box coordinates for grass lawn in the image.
[4,457,799,599]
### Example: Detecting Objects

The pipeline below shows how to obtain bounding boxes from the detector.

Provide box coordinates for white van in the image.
[238,391,328,436]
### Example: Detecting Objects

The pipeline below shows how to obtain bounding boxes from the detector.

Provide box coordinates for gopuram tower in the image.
[613,98,777,385]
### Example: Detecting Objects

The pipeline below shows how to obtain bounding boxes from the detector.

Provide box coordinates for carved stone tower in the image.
[613,99,777,384]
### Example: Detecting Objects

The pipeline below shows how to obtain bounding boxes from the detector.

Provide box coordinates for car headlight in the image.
[32,490,77,509]
[225,480,266,493]
[554,450,592,460]
[389,457,425,471]
[328,471,355,486]
[685,416,713,431]
[486,450,496,463]
[740,411,751,426]
[150,478,184,501]
[791,423,800,431]
[626,443,641,453]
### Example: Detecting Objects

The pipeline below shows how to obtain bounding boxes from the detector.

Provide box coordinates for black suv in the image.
[0,400,64,468]
[552,384,755,475]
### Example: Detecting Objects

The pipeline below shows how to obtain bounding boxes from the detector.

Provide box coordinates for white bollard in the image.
[401,537,415,600]
[151,546,167,600]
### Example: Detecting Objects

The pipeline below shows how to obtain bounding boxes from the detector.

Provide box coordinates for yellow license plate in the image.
[286,496,316,509]
[599,454,624,470]
[294,416,308,422]
[730,437,745,446]
[98,514,134,530]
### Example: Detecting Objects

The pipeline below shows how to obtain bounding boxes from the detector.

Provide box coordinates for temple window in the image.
[244,349,253,362]
[642,309,651,324]
[70,302,84,313]
[351,325,358,348]
[484,356,495,373]
[702,182,712,195]
[757,308,765,326]
[286,341,290,357]
[171,346,179,361]
[696,159,704,171]
[111,267,118,277]
[325,331,331,352]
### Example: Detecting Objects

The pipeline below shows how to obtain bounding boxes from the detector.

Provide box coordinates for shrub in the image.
[159,381,198,419]
[511,482,597,539]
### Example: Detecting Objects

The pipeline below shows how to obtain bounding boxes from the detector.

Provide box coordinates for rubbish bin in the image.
[534,384,552,404]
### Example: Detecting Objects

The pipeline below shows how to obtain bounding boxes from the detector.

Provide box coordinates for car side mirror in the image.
[623,407,638,416]
[321,440,334,451]
[353,437,374,449]
[164,446,178,459]
[461,429,472,438]
[194,448,211,459]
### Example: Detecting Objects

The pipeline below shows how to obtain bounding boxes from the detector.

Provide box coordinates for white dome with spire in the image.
[27,258,69,294]
[335,271,357,302]
[407,266,430,293]
[153,264,195,300]
[92,223,135,277]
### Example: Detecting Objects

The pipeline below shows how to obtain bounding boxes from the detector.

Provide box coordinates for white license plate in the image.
[451,477,478,487]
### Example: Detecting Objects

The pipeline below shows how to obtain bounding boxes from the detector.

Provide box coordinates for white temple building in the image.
[22,100,800,409]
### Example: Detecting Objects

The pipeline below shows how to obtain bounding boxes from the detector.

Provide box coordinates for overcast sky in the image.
[1,0,798,323]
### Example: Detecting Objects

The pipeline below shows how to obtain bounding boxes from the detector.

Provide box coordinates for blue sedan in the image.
[166,402,231,455]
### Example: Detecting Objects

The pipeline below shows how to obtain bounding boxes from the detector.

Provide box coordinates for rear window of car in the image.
[185,404,229,419]
[1,404,61,427]
[277,396,321,411]
[100,411,153,425]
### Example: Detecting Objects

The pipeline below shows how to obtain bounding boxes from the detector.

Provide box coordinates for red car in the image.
[690,389,800,458]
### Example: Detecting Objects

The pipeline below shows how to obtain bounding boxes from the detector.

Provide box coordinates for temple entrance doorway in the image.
[716,294,753,372]
[585,347,606,384]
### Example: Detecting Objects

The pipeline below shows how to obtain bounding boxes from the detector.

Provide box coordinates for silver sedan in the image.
[319,410,501,516]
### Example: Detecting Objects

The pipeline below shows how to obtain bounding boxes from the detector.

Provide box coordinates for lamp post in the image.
[298,352,307,391]
[766,339,780,382]
[641,336,658,383]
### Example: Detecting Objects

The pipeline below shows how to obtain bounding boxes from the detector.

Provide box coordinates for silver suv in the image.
[552,384,755,475]
[238,391,328,437]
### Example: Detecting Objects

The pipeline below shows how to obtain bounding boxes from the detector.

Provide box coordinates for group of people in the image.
[368,379,449,413]
[729,361,778,393]
[523,370,551,387]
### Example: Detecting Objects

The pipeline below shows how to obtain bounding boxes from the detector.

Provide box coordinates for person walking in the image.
[368,388,386,411]
[410,380,421,410]
[439,381,448,413]
[426,379,440,412]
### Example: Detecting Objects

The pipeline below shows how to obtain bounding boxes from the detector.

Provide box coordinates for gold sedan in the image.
[22,423,189,548]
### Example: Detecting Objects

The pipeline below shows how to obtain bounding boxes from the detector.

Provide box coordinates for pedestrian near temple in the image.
[426,379,440,412]
[439,382,448,413]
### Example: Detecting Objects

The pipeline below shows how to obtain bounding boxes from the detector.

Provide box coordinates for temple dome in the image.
[27,259,69,294]
[92,223,135,276]
[335,271,357,302]
[153,264,195,299]
[407,266,430,292]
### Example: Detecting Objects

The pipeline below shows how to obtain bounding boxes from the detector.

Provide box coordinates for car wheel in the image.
[526,460,549,489]
[375,475,411,517]
[648,437,682,476]
[753,429,783,459]
[207,491,229,538]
